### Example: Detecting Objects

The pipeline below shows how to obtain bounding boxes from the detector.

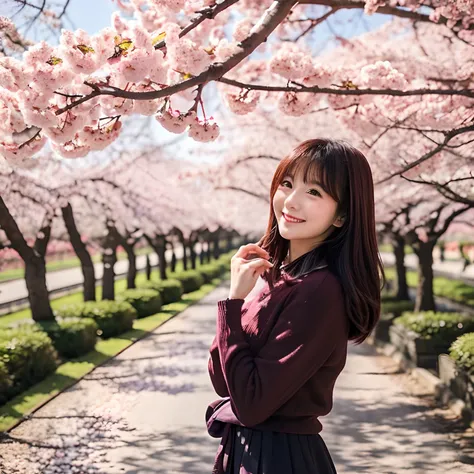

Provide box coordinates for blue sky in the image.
[65,0,118,35]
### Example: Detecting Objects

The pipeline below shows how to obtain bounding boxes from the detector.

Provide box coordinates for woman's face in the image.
[272,166,344,247]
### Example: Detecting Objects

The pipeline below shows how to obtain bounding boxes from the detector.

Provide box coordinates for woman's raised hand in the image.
[228,243,274,300]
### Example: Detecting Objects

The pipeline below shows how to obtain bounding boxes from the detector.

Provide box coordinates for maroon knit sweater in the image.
[207,267,349,434]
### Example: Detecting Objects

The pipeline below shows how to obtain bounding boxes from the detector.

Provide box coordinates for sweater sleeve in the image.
[216,273,346,427]
[208,334,230,397]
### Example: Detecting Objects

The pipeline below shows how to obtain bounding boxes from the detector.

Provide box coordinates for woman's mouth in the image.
[282,213,305,224]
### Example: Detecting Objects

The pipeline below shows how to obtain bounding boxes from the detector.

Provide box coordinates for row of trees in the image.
[0,149,259,320]
[0,108,472,323]
[0,0,472,322]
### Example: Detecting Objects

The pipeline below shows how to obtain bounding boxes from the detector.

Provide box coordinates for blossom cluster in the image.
[0,0,472,169]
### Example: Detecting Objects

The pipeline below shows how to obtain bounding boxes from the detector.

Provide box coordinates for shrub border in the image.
[0,272,229,433]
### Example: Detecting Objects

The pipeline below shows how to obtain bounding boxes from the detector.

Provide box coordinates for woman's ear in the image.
[333,214,345,228]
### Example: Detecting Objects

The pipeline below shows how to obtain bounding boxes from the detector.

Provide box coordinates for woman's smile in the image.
[282,212,306,223]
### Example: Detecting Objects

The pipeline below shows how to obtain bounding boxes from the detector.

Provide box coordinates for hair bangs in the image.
[281,142,346,208]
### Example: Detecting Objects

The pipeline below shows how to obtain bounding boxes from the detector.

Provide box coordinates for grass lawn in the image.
[0,267,230,432]
[0,246,152,283]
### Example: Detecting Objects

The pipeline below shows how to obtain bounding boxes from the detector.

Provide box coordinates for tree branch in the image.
[218,77,474,98]
[376,123,474,184]
[401,173,474,206]
[55,0,298,116]
[282,8,339,41]
[0,196,35,261]
[214,185,269,202]
[298,0,472,31]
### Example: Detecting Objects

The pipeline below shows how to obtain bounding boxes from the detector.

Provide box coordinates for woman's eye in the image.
[281,181,320,197]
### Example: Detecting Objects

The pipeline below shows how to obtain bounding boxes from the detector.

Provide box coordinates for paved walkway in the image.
[1,279,472,474]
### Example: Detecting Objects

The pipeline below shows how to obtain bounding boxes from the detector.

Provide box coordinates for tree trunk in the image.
[392,235,409,300]
[439,243,445,262]
[62,203,96,301]
[145,235,167,279]
[146,254,152,280]
[102,229,117,300]
[126,247,137,289]
[180,239,188,271]
[226,233,233,252]
[171,248,177,272]
[190,241,197,269]
[24,256,55,321]
[102,249,117,300]
[121,242,137,289]
[213,234,220,259]
[206,240,212,263]
[414,241,436,312]
[0,197,54,321]
[151,236,167,280]
[199,239,205,265]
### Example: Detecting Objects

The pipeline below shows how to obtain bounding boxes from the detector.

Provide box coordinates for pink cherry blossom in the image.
[188,116,220,142]
[269,43,314,81]
[278,91,319,116]
[155,108,195,133]
[225,90,260,115]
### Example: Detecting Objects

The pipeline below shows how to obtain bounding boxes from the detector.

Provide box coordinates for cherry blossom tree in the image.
[0,165,57,320]
[0,0,471,177]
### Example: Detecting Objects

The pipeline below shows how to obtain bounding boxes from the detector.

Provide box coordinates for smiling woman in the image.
[259,139,385,336]
[207,138,386,473]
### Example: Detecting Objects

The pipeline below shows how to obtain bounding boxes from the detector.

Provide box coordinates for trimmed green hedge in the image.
[198,263,224,284]
[117,288,162,319]
[449,333,474,374]
[0,360,13,405]
[8,317,98,359]
[37,318,98,358]
[393,311,474,344]
[0,328,58,399]
[55,301,137,338]
[139,278,183,305]
[173,269,205,293]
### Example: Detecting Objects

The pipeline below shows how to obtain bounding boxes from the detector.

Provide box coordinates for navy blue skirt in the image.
[212,423,337,474]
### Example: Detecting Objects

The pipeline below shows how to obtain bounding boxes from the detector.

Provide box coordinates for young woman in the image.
[207,138,385,473]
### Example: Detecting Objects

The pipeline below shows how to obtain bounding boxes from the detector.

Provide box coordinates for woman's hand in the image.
[228,243,274,300]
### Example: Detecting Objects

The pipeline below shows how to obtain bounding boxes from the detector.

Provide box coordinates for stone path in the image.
[0,280,472,474]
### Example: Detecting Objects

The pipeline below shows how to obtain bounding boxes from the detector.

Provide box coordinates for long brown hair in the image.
[257,138,385,345]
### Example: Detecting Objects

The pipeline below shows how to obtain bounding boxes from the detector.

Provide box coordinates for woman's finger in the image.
[244,258,274,269]
[234,243,269,260]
